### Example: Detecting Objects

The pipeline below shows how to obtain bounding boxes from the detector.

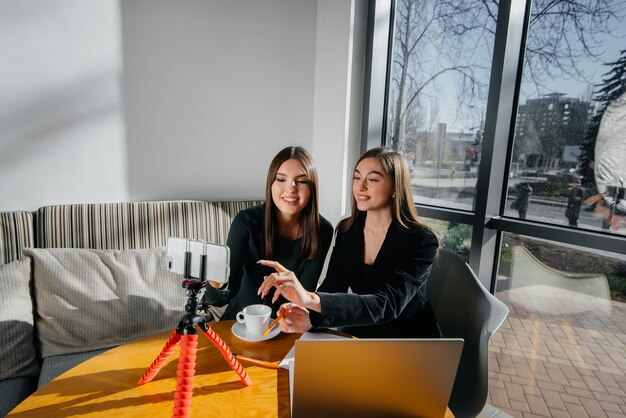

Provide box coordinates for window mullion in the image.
[470,0,530,290]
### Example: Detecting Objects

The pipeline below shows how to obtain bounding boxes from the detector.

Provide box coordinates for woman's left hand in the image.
[257,260,312,306]
[278,303,313,333]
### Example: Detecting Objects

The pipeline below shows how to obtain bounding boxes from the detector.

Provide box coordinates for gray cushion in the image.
[0,257,40,381]
[0,376,38,416]
[37,348,109,389]
[25,247,188,358]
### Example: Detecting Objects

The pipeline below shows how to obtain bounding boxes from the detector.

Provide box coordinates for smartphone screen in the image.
[166,237,230,283]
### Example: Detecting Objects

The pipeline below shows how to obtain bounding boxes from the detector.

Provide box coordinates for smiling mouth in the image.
[282,197,299,203]
[356,195,370,201]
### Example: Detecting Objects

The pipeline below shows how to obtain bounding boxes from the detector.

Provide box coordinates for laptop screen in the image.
[291,338,463,418]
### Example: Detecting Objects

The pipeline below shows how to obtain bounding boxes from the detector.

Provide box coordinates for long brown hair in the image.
[263,146,321,260]
[340,147,430,232]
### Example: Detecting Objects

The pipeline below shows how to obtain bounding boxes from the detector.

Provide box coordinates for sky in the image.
[389,1,626,134]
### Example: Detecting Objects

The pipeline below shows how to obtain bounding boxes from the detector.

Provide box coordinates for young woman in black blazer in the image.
[258,147,441,338]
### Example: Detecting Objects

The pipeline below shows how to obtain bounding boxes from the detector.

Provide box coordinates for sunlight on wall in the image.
[0,0,127,211]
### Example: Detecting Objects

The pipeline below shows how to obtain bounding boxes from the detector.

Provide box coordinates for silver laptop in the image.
[291,338,463,418]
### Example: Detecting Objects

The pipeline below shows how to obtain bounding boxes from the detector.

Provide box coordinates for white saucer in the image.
[231,320,281,342]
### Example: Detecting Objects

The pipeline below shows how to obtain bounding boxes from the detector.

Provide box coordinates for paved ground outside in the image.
[487,289,626,417]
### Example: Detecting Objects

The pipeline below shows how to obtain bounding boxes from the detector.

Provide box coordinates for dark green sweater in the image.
[204,204,333,319]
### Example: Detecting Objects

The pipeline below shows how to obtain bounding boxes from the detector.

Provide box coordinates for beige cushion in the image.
[0,257,40,380]
[25,247,188,358]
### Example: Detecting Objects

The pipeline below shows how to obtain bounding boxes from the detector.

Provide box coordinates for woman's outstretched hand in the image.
[257,260,312,306]
[277,303,313,334]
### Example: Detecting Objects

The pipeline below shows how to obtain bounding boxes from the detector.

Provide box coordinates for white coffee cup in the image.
[236,304,272,335]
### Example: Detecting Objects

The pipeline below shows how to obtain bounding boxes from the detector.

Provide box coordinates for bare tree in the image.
[522,0,626,94]
[388,0,626,151]
[389,0,498,150]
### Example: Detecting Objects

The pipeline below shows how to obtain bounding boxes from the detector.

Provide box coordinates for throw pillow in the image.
[0,257,40,380]
[25,247,188,358]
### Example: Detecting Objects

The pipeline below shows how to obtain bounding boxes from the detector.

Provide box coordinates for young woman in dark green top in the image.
[204,146,333,320]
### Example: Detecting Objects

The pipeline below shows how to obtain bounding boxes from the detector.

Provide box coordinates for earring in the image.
[392,193,396,198]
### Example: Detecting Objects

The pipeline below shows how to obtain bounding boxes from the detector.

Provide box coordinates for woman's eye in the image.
[367,178,378,183]
[353,176,361,181]
[296,180,308,185]
[275,178,286,182]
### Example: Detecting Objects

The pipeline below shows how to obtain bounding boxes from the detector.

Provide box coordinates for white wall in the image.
[0,1,127,211]
[0,0,365,225]
[312,0,366,226]
[121,0,318,203]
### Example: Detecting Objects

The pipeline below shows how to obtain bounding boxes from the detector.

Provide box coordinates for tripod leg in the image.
[138,331,182,384]
[172,334,197,418]
[200,324,252,386]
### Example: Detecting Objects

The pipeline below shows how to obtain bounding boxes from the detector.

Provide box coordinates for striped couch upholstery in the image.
[0,211,35,266]
[37,200,262,250]
[0,200,263,415]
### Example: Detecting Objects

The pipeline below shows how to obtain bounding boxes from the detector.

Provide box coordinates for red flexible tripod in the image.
[138,275,251,418]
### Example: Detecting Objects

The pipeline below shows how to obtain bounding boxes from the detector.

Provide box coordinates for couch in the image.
[0,200,261,416]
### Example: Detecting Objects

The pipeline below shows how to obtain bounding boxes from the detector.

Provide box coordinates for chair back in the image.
[426,249,509,417]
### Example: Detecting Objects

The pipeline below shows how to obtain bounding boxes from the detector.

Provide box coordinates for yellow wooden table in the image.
[8,320,454,417]
[9,320,298,417]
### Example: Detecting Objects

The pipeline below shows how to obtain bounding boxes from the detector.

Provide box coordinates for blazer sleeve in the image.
[315,229,438,329]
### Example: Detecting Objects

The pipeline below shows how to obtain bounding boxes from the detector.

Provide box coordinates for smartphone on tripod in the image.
[166,237,230,283]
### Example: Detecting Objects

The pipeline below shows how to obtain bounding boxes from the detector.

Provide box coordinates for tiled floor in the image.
[487,288,626,418]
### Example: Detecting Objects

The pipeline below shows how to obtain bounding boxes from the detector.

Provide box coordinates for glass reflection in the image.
[507,2,626,234]
[421,217,472,263]
[492,233,626,416]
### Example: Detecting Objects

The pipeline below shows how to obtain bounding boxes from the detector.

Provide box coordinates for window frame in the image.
[363,0,626,292]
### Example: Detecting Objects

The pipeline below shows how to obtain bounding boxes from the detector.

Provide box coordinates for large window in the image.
[386,0,496,211]
[367,0,626,415]
[371,0,626,276]
[506,4,626,236]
